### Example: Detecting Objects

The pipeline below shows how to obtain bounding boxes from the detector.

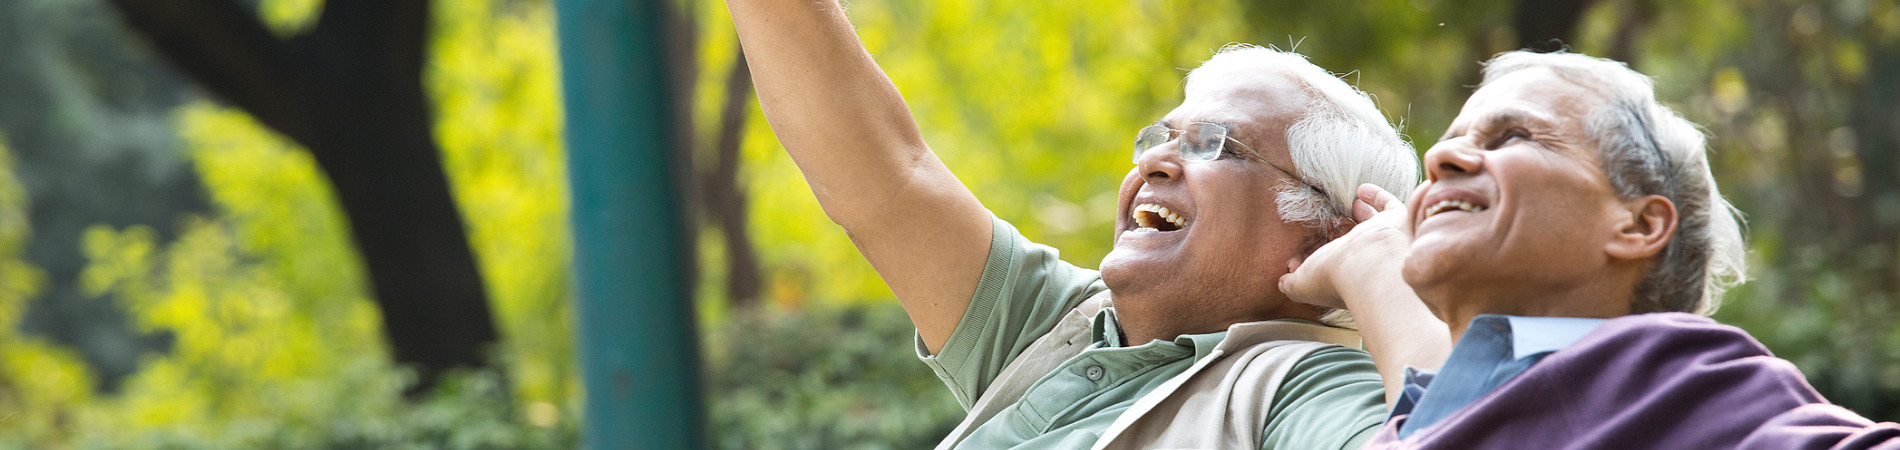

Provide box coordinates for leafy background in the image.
[0,0,1895,447]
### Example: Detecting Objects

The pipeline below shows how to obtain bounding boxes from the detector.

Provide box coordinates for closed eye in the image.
[1487,128,1532,149]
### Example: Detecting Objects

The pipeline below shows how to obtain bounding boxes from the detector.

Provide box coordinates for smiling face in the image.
[1404,67,1639,331]
[1098,69,1326,341]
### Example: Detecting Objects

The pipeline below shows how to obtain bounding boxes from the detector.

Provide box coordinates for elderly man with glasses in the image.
[1282,50,1900,448]
[727,0,1437,448]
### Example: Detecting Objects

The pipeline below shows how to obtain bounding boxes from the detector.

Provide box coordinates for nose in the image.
[1136,141,1185,183]
[1422,140,1483,182]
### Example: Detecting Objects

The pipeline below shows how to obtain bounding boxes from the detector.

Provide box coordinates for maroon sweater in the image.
[1364,313,1900,449]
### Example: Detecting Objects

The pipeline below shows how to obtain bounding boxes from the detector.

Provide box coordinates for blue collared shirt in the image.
[1390,314,1606,438]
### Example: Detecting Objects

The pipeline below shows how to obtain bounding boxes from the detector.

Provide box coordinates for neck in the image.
[1115,296,1323,345]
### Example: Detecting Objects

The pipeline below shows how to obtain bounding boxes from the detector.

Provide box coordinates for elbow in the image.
[809,185,890,232]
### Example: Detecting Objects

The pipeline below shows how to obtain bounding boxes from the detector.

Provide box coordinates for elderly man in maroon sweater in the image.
[1281,50,1900,449]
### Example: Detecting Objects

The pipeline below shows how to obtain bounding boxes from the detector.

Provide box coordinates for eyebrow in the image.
[1212,121,1243,138]
[1439,109,1543,142]
[1152,119,1242,130]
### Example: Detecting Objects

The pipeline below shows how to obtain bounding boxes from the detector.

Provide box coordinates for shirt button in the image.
[1085,365,1104,381]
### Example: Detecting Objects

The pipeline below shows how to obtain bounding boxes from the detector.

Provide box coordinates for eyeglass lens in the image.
[1133,123,1228,164]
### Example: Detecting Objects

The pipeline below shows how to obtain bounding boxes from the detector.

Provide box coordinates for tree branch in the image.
[314,0,430,83]
[1513,0,1596,52]
[106,0,313,142]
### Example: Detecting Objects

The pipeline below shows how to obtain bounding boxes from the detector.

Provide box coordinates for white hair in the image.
[1185,44,1420,230]
[1183,43,1422,327]
[1481,50,1747,315]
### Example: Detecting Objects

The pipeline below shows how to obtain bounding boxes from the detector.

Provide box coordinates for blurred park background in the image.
[0,0,1895,447]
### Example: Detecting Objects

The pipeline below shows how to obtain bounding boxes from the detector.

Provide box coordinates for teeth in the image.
[1130,203,1190,230]
[1423,199,1486,218]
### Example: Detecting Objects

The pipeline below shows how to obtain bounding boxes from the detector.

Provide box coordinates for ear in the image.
[1298,216,1354,257]
[1606,194,1676,261]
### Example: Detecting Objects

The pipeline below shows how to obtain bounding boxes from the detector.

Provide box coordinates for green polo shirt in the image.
[917,217,1385,449]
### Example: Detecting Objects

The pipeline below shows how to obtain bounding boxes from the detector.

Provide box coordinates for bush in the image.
[704,302,963,449]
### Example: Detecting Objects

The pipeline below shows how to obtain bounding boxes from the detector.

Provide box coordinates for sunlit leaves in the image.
[259,0,323,36]
[3,0,582,443]
[428,0,576,418]
[0,134,84,448]
[58,108,388,442]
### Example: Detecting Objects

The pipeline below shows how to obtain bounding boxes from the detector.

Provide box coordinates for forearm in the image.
[727,0,960,224]
[727,0,989,352]
[1339,262,1450,408]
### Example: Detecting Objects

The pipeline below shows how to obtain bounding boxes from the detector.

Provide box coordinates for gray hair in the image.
[1187,44,1420,229]
[1185,44,1422,327]
[1480,50,1747,315]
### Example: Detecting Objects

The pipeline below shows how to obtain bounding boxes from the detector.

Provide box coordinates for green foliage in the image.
[428,0,577,414]
[3,0,580,445]
[705,303,962,449]
[5,360,574,448]
[0,100,572,445]
[0,132,87,448]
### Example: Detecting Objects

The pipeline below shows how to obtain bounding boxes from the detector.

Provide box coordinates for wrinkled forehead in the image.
[1166,70,1314,143]
[1462,68,1607,126]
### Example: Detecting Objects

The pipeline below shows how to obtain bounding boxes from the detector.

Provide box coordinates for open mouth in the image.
[1130,203,1188,232]
[1422,199,1487,218]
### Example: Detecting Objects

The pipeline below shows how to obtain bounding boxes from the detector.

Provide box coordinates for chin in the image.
[1400,255,1446,297]
[1400,256,1461,321]
[1098,251,1167,299]
[1097,253,1136,292]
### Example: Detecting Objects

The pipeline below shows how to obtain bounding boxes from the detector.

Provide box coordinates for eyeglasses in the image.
[1133,122,1246,164]
[1133,122,1334,205]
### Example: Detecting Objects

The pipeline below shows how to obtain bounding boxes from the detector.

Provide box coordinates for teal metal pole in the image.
[553,0,703,447]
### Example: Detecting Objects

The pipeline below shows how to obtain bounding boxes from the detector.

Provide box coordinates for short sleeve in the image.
[1258,346,1388,450]
[915,215,1107,409]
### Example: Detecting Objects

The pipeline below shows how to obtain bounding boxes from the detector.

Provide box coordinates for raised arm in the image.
[727,0,991,353]
[1281,184,1451,407]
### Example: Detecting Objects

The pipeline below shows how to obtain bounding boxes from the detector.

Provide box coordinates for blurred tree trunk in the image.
[663,0,761,310]
[1849,45,1900,264]
[709,51,760,307]
[106,0,498,393]
[1513,0,1596,52]
[1604,0,1652,64]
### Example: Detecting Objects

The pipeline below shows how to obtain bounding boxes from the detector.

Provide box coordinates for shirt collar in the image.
[1502,315,1606,360]
[1395,315,1607,409]
[1397,315,1608,400]
[1176,331,1229,360]
[1390,314,1606,436]
[1092,307,1315,360]
[1092,308,1124,347]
